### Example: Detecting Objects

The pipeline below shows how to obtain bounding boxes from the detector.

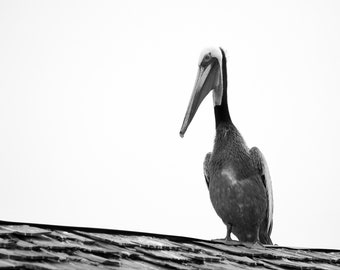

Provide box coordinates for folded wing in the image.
[250,147,273,244]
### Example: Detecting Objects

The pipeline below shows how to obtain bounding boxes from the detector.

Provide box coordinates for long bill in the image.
[179,62,222,137]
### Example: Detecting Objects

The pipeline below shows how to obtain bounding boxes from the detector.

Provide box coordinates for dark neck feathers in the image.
[214,48,231,127]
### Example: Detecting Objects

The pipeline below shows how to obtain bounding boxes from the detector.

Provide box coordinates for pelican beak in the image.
[179,61,222,137]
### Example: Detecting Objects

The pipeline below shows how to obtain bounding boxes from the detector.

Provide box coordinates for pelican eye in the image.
[203,54,212,62]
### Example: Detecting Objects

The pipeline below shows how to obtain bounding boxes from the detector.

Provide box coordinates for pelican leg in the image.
[226,224,233,241]
[212,224,243,245]
[223,224,242,245]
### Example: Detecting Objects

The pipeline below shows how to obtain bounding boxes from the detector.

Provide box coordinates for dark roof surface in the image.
[0,220,339,270]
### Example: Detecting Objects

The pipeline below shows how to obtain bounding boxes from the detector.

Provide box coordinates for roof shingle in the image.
[0,220,339,270]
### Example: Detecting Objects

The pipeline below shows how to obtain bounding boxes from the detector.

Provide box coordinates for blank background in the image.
[1,0,340,248]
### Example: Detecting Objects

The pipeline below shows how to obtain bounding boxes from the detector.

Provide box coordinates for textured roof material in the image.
[0,221,339,269]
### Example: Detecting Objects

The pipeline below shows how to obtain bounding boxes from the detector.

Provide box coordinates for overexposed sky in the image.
[1,0,340,249]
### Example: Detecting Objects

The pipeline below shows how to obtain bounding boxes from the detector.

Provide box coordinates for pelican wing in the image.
[250,147,273,236]
[203,152,212,188]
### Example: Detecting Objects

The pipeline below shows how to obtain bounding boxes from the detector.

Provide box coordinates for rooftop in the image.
[0,220,339,270]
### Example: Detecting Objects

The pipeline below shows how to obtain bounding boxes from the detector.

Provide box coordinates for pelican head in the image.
[179,47,225,137]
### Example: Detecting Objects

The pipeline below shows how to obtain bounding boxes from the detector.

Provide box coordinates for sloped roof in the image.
[0,220,339,269]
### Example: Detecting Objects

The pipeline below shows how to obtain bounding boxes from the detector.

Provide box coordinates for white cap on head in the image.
[197,47,223,66]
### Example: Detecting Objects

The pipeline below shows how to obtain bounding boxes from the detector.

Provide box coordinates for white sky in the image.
[1,0,340,249]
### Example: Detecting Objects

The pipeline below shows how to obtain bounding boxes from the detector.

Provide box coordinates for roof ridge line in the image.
[1,220,339,253]
[0,219,210,243]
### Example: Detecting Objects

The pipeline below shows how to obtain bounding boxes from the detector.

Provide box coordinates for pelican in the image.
[180,47,273,244]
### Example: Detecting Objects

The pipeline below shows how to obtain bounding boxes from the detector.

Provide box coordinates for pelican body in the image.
[180,47,273,244]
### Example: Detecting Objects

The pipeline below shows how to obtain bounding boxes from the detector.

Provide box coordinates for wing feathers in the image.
[203,152,212,188]
[250,147,274,237]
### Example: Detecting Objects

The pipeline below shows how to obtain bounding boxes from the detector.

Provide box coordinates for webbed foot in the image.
[211,238,244,246]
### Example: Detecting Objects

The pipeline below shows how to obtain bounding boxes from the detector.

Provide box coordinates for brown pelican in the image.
[180,47,273,245]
